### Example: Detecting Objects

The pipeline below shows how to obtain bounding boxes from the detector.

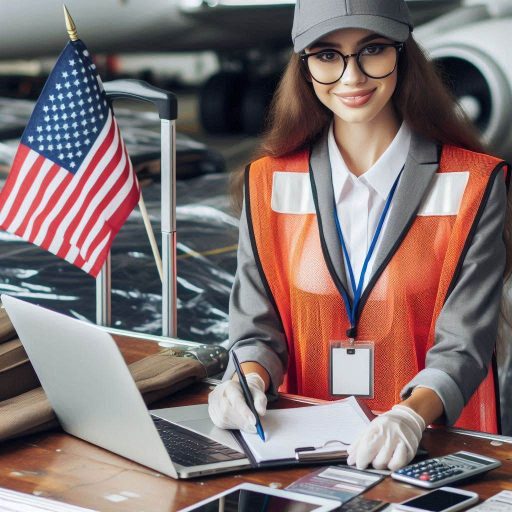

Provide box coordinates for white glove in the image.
[208,373,267,433]
[346,404,426,471]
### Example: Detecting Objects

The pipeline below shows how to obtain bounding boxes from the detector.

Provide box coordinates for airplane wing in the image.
[0,0,461,59]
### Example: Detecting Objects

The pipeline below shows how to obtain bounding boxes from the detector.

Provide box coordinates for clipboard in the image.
[229,397,376,469]
[231,429,350,468]
[230,398,428,469]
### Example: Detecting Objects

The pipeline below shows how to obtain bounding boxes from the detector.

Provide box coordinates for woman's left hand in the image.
[346,404,426,471]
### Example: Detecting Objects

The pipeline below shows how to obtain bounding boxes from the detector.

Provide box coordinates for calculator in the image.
[391,451,501,488]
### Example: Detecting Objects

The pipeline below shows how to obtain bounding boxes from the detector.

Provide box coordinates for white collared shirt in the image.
[328,122,412,296]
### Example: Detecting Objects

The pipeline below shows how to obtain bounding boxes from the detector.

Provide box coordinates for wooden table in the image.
[0,335,510,511]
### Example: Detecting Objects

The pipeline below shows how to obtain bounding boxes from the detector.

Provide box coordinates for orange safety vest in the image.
[247,145,506,434]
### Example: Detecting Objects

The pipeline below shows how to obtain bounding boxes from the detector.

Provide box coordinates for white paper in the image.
[0,488,96,511]
[241,396,370,463]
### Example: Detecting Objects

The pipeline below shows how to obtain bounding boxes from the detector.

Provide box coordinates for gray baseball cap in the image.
[292,0,414,53]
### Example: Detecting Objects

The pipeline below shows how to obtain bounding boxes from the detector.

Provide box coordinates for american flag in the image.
[0,40,140,277]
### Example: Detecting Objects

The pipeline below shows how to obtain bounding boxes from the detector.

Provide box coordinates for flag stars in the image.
[60,104,66,111]
[84,138,91,145]
[59,153,65,160]
[70,162,76,169]
[69,59,75,66]
[39,145,45,151]
[27,135,34,143]
[43,105,49,113]
[67,152,74,159]
[66,142,72,149]
[52,105,58,112]
[46,134,52,141]
[81,119,87,126]
[64,81,71,89]
[62,71,69,78]
[53,124,60,131]
[57,93,64,101]
[74,79,80,87]
[46,125,52,132]
[48,144,54,151]
[78,99,84,106]
[92,126,98,133]
[44,115,50,122]
[71,69,78,76]
[67,92,73,99]
[57,144,63,150]
[71,112,77,119]
[72,122,78,129]
[56,83,62,91]
[62,123,69,130]
[55,134,61,141]
[49,95,55,102]
[75,141,81,148]
[64,133,70,140]
[73,131,79,138]
[76,150,83,157]
[61,113,68,120]
[53,114,59,121]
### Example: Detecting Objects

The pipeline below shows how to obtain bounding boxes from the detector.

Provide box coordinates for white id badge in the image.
[330,342,374,398]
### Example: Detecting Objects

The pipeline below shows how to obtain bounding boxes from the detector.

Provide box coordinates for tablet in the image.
[178,482,341,512]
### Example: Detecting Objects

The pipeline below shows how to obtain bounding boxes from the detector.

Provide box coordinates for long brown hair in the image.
[232,36,484,207]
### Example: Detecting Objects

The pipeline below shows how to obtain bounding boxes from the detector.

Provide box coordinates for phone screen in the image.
[185,489,320,512]
[403,489,473,511]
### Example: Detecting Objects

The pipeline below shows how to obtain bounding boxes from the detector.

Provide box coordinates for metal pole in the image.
[96,251,112,326]
[161,119,177,338]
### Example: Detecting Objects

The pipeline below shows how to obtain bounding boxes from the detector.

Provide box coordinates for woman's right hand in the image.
[208,373,267,433]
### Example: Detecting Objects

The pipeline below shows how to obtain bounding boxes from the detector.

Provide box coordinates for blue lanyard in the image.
[333,169,403,339]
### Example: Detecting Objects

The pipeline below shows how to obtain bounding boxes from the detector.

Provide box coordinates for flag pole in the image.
[63,4,164,284]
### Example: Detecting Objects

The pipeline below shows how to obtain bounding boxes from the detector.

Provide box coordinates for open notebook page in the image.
[240,396,371,463]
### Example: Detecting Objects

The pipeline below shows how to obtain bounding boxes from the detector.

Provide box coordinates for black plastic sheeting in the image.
[0,173,239,345]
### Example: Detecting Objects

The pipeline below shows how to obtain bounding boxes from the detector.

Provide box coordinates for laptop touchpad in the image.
[151,405,242,452]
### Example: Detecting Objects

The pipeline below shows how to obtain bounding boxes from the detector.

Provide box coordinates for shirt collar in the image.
[328,121,412,201]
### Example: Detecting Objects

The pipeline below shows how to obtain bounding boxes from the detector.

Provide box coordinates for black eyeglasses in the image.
[300,43,404,84]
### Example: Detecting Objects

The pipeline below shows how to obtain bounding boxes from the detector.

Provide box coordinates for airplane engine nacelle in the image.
[417,15,512,162]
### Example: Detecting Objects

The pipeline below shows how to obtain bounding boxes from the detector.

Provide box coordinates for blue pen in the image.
[231,351,266,442]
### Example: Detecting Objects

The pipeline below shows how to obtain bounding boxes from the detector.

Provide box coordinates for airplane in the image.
[0,0,510,161]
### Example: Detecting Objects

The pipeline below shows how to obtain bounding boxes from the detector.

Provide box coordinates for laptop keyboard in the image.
[151,415,246,467]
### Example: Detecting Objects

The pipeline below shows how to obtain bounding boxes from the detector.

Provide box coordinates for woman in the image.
[209,0,510,471]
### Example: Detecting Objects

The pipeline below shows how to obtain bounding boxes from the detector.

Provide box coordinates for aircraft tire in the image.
[240,76,278,136]
[199,72,246,134]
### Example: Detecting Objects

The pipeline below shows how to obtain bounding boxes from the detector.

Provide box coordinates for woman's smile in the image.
[334,88,377,107]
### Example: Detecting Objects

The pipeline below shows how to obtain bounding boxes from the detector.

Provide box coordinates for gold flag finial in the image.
[63,4,79,41]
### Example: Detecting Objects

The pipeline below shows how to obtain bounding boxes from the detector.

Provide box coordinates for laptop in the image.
[1,294,251,479]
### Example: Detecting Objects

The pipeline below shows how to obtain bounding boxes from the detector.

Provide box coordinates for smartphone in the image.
[395,487,479,512]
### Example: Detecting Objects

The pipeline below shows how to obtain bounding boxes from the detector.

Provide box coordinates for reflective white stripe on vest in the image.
[271,172,315,214]
[417,172,470,216]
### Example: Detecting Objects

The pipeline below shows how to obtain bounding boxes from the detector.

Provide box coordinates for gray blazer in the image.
[223,131,507,426]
